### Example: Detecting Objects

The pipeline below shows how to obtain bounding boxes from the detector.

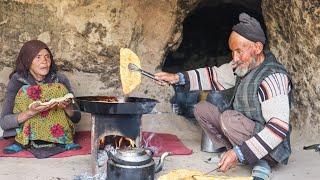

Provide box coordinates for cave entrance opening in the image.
[163,0,266,119]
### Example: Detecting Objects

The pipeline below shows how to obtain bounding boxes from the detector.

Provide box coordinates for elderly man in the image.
[155,13,292,180]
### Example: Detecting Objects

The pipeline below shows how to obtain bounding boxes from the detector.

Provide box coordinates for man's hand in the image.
[218,149,238,173]
[154,72,179,86]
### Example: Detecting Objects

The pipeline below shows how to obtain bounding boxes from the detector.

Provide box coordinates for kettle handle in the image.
[155,152,171,173]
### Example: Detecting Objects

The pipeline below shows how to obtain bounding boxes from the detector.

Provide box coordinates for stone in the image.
[0,0,319,136]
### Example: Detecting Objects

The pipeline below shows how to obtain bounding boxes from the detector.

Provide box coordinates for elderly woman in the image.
[0,40,81,156]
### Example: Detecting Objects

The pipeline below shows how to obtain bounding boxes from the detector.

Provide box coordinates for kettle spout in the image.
[155,152,170,173]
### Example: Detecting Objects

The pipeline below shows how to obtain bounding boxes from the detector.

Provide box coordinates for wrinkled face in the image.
[29,49,51,81]
[229,32,258,77]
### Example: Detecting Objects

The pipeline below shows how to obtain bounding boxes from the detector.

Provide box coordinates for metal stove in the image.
[75,96,158,174]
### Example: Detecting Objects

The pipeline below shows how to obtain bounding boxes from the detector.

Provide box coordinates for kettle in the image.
[107,148,170,180]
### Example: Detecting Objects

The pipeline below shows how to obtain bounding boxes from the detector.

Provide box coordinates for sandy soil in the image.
[0,113,319,180]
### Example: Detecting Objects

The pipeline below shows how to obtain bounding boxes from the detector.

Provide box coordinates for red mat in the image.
[0,131,91,158]
[141,131,193,157]
[0,131,192,158]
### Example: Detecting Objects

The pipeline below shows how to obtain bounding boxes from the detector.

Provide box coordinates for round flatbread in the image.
[28,93,74,109]
[120,48,142,94]
[158,169,253,180]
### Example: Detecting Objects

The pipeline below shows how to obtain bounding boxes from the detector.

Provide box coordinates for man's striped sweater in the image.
[181,63,291,165]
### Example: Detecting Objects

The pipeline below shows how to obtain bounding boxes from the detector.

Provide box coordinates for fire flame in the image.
[126,137,136,148]
[99,135,136,150]
[116,136,136,149]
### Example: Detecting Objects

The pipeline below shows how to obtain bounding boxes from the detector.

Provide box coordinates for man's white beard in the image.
[234,58,257,77]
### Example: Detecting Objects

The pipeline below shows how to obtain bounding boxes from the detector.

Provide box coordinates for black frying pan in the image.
[75,96,158,115]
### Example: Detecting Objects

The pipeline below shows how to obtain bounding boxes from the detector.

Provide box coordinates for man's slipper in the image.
[3,143,23,154]
[64,143,81,151]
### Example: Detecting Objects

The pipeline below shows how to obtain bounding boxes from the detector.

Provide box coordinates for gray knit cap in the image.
[232,13,266,44]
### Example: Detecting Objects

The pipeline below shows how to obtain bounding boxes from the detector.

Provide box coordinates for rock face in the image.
[0,0,197,112]
[0,0,319,134]
[262,0,320,136]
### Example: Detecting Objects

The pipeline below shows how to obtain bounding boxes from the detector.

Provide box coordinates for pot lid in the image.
[111,148,153,165]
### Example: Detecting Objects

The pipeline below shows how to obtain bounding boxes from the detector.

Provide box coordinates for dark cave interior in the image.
[162,1,266,73]
[163,0,267,118]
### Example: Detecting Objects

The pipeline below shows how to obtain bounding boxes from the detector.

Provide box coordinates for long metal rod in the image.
[192,165,220,179]
[203,166,220,175]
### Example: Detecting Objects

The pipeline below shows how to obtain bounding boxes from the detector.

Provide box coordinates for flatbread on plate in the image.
[120,48,142,94]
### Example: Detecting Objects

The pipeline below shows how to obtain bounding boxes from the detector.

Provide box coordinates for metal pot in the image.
[201,130,227,153]
[107,148,170,180]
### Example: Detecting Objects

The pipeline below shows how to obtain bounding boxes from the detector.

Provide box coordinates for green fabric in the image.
[13,83,75,146]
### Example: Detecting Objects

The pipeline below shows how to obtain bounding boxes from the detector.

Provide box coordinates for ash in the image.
[74,145,116,180]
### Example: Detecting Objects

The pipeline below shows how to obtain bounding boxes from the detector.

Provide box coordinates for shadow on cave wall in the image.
[164,1,267,119]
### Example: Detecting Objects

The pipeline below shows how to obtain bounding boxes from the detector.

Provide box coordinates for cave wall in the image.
[0,0,197,112]
[0,0,319,135]
[262,0,320,136]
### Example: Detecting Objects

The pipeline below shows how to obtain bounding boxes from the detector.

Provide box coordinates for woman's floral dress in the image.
[13,83,75,146]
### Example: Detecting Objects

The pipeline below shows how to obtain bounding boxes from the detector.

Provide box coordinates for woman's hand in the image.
[17,102,58,124]
[29,102,58,114]
[57,100,75,117]
[56,100,71,110]
[154,72,179,86]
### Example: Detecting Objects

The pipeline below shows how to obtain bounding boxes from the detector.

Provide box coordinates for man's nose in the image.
[232,55,240,62]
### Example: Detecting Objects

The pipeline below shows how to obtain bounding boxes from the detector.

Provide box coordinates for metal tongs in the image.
[128,63,168,84]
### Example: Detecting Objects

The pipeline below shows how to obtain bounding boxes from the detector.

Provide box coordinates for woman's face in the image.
[29,49,52,81]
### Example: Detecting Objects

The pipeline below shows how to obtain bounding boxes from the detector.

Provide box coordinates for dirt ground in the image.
[0,113,319,180]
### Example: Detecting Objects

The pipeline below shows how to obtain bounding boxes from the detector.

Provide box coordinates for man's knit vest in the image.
[233,51,292,164]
